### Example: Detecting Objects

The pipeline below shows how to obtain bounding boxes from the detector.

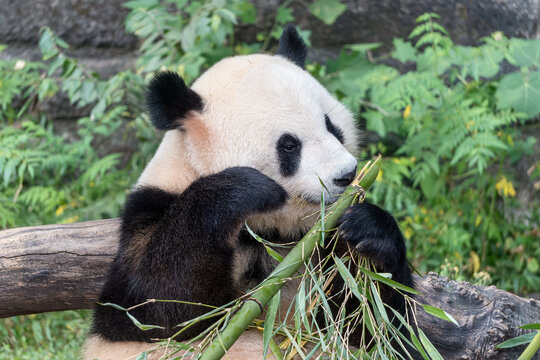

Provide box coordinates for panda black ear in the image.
[146,71,204,130]
[276,24,307,69]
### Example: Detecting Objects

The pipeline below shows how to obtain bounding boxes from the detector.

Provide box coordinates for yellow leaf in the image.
[63,215,80,224]
[403,104,411,118]
[469,251,480,274]
[475,215,482,227]
[507,134,514,146]
[404,228,413,239]
[55,204,67,216]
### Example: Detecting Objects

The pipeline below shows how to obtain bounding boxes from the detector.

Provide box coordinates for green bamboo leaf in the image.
[245,224,284,262]
[496,332,537,349]
[521,324,540,330]
[262,291,281,359]
[135,352,148,360]
[389,308,430,359]
[126,312,165,331]
[410,331,430,360]
[357,267,419,295]
[333,256,363,300]
[370,282,390,324]
[417,328,444,360]
[422,305,459,327]
[296,281,309,329]
[97,302,127,311]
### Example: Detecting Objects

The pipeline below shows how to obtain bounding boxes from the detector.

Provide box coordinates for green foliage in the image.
[308,0,346,25]
[314,13,540,294]
[0,311,90,359]
[124,0,252,81]
[0,27,154,228]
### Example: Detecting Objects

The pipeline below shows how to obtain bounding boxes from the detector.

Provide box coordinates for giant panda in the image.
[83,25,413,359]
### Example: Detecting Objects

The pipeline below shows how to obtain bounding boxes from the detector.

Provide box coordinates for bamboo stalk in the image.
[518,332,540,360]
[199,157,381,360]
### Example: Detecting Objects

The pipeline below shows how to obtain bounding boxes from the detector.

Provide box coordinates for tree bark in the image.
[0,219,539,359]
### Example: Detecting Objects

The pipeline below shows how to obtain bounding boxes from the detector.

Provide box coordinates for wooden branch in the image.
[1,219,539,359]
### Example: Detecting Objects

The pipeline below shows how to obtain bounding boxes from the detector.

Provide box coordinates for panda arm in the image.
[92,166,287,342]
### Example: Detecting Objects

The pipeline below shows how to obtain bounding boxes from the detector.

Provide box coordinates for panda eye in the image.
[277,133,301,154]
[282,143,297,152]
[276,133,302,177]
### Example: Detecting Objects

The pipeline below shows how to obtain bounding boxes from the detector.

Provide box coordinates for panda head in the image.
[138,25,359,235]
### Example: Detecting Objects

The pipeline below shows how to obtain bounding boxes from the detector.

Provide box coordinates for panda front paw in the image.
[219,167,288,214]
[337,202,408,278]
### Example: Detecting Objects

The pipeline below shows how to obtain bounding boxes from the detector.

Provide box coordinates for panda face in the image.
[186,55,358,206]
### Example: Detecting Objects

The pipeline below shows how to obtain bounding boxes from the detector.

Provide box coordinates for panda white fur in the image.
[83,25,412,359]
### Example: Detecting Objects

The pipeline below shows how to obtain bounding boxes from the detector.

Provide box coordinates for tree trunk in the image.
[0,219,539,359]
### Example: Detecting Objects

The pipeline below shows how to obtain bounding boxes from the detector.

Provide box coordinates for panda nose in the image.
[333,165,357,187]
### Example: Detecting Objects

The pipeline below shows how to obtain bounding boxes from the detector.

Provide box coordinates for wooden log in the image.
[1,219,539,359]
[0,219,120,315]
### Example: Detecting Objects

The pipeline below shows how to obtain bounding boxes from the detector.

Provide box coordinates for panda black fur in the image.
[84,25,413,359]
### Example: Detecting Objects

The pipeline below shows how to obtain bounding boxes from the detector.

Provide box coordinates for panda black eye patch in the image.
[325,114,345,144]
[276,133,302,177]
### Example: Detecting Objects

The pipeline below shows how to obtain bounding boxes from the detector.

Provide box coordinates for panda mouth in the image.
[298,192,341,206]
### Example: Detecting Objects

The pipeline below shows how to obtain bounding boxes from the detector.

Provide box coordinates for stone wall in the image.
[1,0,539,90]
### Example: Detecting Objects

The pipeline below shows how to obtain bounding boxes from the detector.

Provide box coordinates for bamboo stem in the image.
[199,157,381,360]
[518,332,540,360]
